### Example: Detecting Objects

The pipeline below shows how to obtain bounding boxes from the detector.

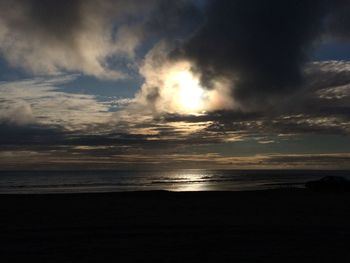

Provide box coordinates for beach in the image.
[1,189,350,262]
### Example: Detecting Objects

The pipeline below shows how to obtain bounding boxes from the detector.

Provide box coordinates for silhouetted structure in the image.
[305,176,350,192]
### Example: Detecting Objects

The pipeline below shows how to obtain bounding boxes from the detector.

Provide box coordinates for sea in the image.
[0,169,350,194]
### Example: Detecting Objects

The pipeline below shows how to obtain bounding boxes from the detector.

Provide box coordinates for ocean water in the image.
[0,169,350,194]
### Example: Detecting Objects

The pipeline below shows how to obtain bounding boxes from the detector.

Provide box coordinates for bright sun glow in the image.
[176,71,204,111]
[164,68,205,114]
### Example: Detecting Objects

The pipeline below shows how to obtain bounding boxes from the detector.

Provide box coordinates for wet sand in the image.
[1,189,350,262]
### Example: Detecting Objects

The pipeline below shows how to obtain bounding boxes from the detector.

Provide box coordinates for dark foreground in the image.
[1,189,350,262]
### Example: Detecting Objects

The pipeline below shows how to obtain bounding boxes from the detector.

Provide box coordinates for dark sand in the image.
[1,189,350,262]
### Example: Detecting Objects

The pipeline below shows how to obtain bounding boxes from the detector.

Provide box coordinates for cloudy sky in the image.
[1,0,350,170]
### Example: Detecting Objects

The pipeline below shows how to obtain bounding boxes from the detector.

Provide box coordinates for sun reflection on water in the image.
[160,170,213,192]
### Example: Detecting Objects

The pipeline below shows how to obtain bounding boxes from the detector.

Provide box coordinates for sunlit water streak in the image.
[0,169,349,194]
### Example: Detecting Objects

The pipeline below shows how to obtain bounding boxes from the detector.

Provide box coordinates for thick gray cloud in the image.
[172,0,350,108]
[326,0,350,40]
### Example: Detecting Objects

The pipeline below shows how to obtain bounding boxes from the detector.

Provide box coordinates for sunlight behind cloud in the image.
[164,69,205,114]
[136,42,236,116]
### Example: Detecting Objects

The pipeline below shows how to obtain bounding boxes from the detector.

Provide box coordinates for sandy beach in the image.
[1,189,350,262]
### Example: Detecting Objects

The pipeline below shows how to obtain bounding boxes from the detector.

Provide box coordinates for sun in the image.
[175,71,204,111]
[164,69,205,114]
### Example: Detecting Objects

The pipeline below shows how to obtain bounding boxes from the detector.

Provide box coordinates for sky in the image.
[0,0,350,170]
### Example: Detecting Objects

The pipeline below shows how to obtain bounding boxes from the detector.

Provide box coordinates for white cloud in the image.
[317,84,350,99]
[0,0,156,79]
[0,75,113,131]
[0,101,35,125]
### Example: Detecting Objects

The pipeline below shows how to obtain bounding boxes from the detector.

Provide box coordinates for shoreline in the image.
[0,187,305,195]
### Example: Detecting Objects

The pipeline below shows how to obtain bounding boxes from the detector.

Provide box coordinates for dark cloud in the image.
[160,110,263,123]
[0,123,65,146]
[326,0,350,41]
[146,0,204,40]
[266,153,350,166]
[23,0,83,43]
[172,0,350,108]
